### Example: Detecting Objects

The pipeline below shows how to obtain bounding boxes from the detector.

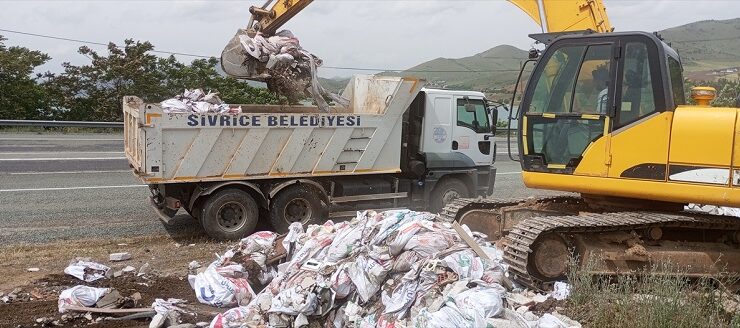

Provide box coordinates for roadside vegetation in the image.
[565,256,740,328]
[0,35,278,123]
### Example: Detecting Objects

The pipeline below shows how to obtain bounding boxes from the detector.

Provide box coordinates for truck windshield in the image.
[456,98,491,133]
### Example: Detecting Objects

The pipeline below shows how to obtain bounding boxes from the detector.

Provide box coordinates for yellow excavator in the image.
[223,0,740,289]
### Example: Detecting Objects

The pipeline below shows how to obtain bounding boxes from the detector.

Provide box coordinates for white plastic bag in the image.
[444,250,484,280]
[210,305,261,328]
[188,264,255,308]
[381,280,419,317]
[347,254,388,302]
[152,298,189,315]
[64,260,110,282]
[454,287,504,325]
[552,281,571,300]
[58,285,110,313]
[538,313,568,328]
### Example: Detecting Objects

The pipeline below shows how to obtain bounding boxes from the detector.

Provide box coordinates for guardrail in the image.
[0,120,123,128]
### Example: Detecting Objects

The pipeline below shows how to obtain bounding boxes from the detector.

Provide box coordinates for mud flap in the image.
[148,195,177,225]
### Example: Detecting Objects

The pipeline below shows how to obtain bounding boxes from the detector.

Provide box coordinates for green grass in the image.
[565,256,740,328]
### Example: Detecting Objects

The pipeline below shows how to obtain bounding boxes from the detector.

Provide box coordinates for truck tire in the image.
[430,178,469,213]
[269,184,327,233]
[201,188,259,241]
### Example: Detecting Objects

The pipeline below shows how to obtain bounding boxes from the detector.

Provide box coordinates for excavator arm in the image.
[246,0,314,36]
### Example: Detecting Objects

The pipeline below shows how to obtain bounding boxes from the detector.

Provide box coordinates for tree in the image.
[48,40,278,121]
[0,35,54,120]
[683,78,739,107]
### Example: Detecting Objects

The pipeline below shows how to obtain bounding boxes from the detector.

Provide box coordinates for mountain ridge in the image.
[321,17,740,93]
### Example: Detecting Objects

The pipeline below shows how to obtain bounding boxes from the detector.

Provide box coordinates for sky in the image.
[1,0,739,78]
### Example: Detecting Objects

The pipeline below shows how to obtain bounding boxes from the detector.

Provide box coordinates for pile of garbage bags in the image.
[686,203,740,217]
[161,89,241,114]
[188,231,278,308]
[190,210,581,328]
[221,29,347,111]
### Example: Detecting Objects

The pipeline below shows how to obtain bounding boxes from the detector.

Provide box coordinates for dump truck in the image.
[124,75,498,240]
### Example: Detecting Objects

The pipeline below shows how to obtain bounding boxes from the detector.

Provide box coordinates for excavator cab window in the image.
[668,56,686,106]
[616,42,658,126]
[522,42,612,169]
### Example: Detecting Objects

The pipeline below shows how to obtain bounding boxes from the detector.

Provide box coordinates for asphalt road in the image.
[0,132,556,245]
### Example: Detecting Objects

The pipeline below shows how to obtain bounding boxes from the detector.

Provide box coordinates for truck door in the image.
[452,97,494,166]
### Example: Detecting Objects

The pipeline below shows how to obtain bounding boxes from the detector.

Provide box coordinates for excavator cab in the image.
[518,32,682,175]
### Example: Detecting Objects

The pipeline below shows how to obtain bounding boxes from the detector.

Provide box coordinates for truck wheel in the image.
[269,184,327,233]
[430,178,469,213]
[201,189,259,241]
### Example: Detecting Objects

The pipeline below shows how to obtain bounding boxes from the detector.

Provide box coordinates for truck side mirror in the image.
[464,103,476,112]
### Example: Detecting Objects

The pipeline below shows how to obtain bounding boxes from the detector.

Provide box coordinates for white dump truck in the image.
[124,76,498,240]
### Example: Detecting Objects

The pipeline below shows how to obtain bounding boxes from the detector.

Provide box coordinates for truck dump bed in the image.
[124,76,424,185]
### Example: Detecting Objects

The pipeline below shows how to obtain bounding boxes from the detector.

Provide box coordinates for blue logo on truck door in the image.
[433,127,447,143]
[186,114,361,128]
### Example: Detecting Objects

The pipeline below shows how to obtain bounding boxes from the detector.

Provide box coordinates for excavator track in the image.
[439,195,582,223]
[505,211,740,290]
[443,197,740,291]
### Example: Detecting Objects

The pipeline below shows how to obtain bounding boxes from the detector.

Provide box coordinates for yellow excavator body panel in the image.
[735,113,740,185]
[523,170,740,206]
[670,106,737,167]
[525,105,740,207]
[605,112,672,179]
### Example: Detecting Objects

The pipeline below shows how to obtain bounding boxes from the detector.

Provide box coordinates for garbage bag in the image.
[58,286,110,313]
[64,260,110,282]
[188,263,255,308]
[347,254,388,303]
[552,281,571,301]
[210,305,261,328]
[444,249,485,280]
[538,313,568,328]
[161,89,239,114]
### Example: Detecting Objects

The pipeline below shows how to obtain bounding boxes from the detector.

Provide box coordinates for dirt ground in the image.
[0,234,232,328]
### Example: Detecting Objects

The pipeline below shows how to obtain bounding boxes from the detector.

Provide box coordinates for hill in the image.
[660,18,740,72]
[395,45,529,91]
[319,18,740,93]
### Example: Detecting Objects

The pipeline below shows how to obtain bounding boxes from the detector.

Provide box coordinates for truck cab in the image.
[402,88,497,211]
[420,89,495,168]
